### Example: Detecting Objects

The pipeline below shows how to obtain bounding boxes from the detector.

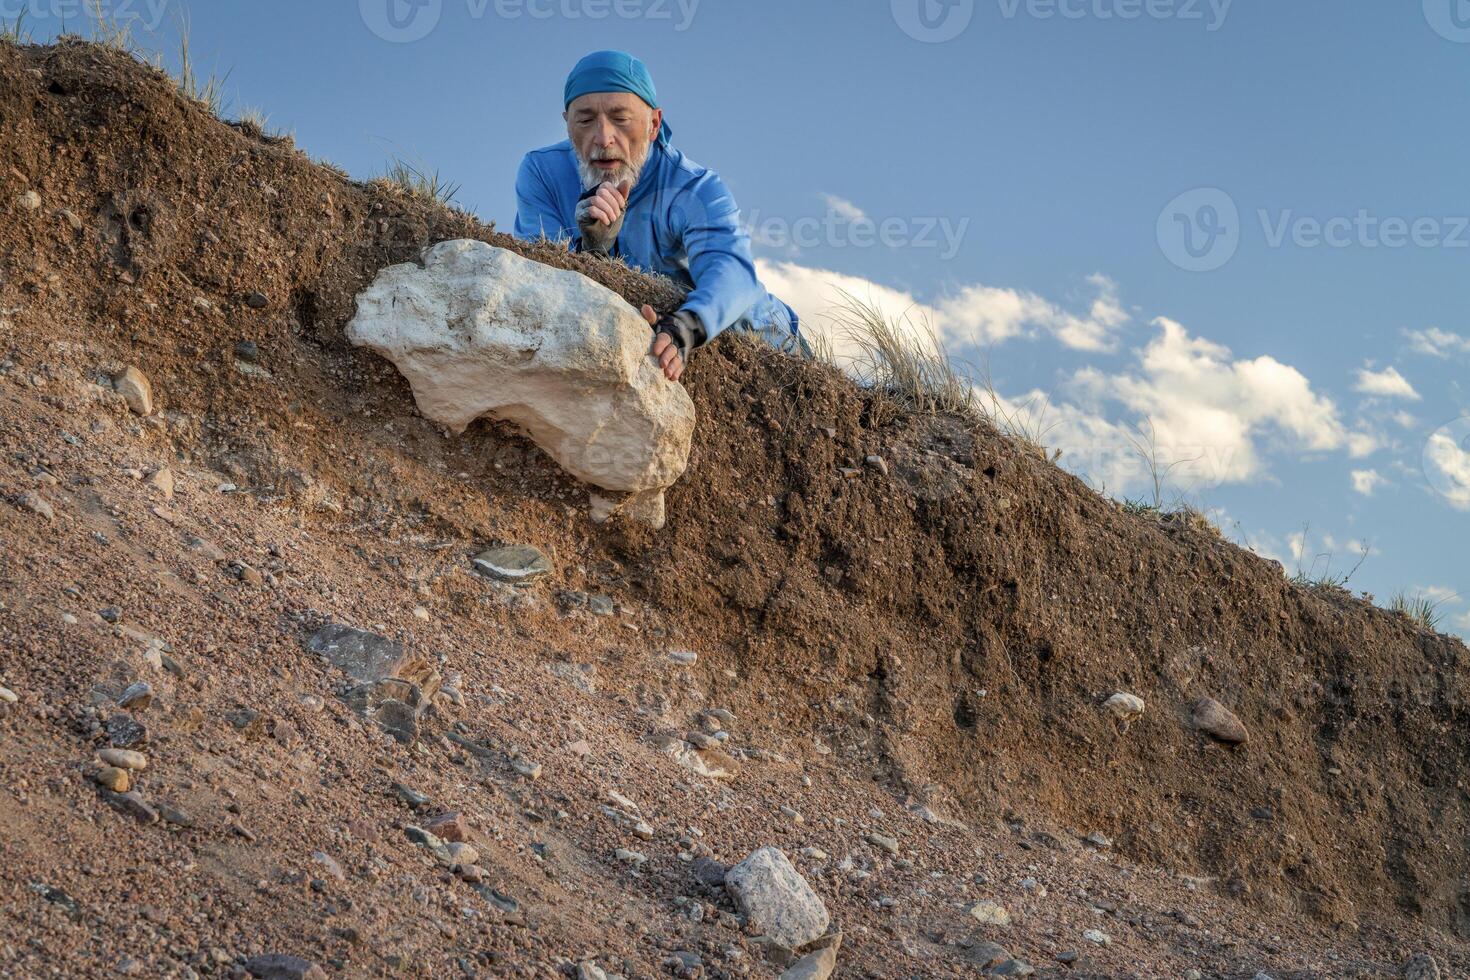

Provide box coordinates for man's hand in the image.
[576,181,630,255]
[640,304,684,382]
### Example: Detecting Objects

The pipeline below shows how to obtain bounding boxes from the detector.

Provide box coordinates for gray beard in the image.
[576,143,651,192]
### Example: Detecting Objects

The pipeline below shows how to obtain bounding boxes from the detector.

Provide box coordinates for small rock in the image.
[864,454,889,476]
[235,339,261,363]
[800,847,828,862]
[1084,831,1112,850]
[1191,696,1249,745]
[1401,956,1442,980]
[445,842,479,865]
[1055,950,1080,964]
[99,606,122,624]
[724,847,829,949]
[392,783,430,808]
[511,757,543,780]
[98,748,147,771]
[992,961,1035,978]
[1083,928,1111,946]
[157,803,194,827]
[146,468,174,499]
[568,739,592,758]
[234,562,264,587]
[105,714,148,748]
[779,942,838,980]
[962,942,1012,970]
[58,208,83,231]
[691,856,730,890]
[1103,691,1144,722]
[117,682,153,711]
[669,650,698,666]
[113,366,154,416]
[422,811,468,842]
[17,190,41,211]
[244,291,270,309]
[93,766,130,792]
[614,848,648,865]
[311,851,346,881]
[16,491,55,521]
[306,624,407,684]
[471,545,552,584]
[102,791,158,824]
[969,901,1011,926]
[243,954,328,980]
[865,832,899,855]
[0,686,16,704]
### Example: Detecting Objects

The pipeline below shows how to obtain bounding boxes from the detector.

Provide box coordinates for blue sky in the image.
[17,0,1469,636]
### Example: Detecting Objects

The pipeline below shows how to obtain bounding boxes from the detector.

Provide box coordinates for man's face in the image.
[565,92,662,191]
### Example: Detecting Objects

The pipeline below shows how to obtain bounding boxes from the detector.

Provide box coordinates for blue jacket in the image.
[514,140,797,345]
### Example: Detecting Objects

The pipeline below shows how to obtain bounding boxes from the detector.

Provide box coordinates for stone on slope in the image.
[306,624,407,683]
[346,240,696,528]
[113,366,153,416]
[472,545,552,584]
[724,847,830,950]
[243,954,328,980]
[1191,696,1249,745]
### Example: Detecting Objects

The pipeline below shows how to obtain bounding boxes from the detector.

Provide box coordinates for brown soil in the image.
[1,38,1467,979]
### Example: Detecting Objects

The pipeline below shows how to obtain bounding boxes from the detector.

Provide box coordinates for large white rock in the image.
[346,240,695,526]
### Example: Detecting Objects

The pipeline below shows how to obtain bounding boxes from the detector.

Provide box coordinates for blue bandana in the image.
[563,50,673,147]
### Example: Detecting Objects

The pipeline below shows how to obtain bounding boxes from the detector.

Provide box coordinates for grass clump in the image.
[377,158,461,206]
[1388,590,1454,632]
[829,291,978,421]
[2,12,31,43]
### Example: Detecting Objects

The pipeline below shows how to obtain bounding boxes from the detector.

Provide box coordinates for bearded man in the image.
[515,50,804,382]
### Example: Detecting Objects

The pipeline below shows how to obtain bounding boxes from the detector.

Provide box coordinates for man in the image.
[515,50,803,382]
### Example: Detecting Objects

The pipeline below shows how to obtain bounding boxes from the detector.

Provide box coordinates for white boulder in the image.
[346,240,695,527]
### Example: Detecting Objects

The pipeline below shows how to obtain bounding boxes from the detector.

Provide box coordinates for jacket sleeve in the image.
[514,153,576,243]
[668,172,764,342]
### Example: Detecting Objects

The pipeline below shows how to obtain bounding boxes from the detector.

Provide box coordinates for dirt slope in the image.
[1,39,1468,979]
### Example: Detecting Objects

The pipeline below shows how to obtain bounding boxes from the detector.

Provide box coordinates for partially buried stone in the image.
[472,545,552,585]
[113,366,153,416]
[991,961,1035,977]
[105,714,148,748]
[117,681,152,711]
[16,491,54,521]
[373,699,418,744]
[306,623,407,684]
[102,791,158,824]
[1191,696,1249,745]
[98,748,147,771]
[93,767,129,792]
[244,291,270,309]
[1402,954,1443,980]
[423,811,468,842]
[243,954,328,980]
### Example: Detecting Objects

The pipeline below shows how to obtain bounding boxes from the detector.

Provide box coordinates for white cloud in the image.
[1064,317,1360,488]
[1403,327,1470,359]
[1425,428,1470,511]
[756,259,1130,357]
[819,194,868,222]
[1354,365,1421,401]
[1351,469,1385,496]
[759,263,1374,497]
[1417,585,1463,606]
[1392,410,1419,429]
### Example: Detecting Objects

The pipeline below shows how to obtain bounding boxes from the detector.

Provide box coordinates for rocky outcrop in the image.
[346,240,696,527]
